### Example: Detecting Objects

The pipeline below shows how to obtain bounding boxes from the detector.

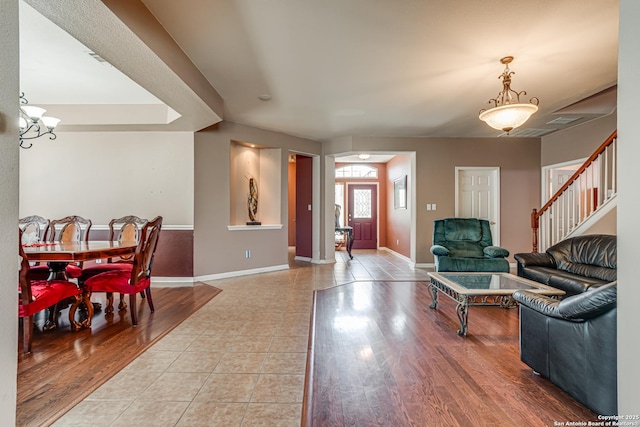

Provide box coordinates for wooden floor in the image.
[17,284,221,427]
[303,280,597,427]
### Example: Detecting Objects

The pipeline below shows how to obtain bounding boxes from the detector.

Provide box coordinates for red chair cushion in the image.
[19,280,82,317]
[84,271,150,295]
[80,263,133,282]
[65,264,83,279]
[28,265,50,281]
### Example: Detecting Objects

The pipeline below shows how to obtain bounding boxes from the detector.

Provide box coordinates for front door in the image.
[347,184,377,249]
[456,167,500,244]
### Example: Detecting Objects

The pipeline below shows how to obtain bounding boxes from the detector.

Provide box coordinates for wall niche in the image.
[229,141,281,227]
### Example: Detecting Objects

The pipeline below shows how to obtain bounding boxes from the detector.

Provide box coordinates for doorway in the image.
[347,184,378,249]
[455,167,501,244]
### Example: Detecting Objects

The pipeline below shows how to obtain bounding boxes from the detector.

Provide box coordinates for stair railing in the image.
[531,130,617,252]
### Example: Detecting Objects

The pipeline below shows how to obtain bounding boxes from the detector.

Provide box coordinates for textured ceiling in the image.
[21,0,619,139]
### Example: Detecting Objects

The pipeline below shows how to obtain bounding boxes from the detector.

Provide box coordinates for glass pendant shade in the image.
[479,103,538,133]
[41,116,61,129]
[21,105,46,121]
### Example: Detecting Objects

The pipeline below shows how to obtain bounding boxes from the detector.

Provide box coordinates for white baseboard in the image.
[379,247,413,265]
[195,264,289,282]
[415,263,436,269]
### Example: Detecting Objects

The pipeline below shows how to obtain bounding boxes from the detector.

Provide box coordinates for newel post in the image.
[531,208,539,253]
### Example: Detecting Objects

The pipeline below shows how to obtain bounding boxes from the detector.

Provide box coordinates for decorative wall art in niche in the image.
[229,141,282,227]
[394,175,407,209]
[247,176,261,225]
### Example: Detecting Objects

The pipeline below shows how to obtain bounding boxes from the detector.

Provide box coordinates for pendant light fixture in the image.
[479,56,539,134]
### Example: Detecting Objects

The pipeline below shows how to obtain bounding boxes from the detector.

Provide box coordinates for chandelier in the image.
[19,93,61,149]
[478,56,539,134]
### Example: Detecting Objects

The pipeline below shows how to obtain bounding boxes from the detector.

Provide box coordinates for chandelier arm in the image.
[19,130,55,141]
[19,140,33,149]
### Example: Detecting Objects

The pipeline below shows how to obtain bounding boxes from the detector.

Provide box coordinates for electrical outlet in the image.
[396,239,400,245]
[245,250,251,258]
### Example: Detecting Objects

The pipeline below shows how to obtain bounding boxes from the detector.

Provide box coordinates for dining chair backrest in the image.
[131,216,163,285]
[19,215,50,243]
[108,215,148,262]
[50,215,92,242]
[18,230,33,305]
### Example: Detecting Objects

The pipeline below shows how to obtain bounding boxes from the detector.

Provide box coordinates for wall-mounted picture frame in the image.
[394,175,407,209]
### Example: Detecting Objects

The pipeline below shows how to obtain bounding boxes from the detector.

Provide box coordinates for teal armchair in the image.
[430,218,509,272]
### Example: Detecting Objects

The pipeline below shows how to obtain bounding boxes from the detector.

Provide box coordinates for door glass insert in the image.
[353,189,372,218]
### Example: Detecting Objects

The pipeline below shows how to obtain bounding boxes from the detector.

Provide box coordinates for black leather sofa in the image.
[512,282,617,415]
[514,234,616,296]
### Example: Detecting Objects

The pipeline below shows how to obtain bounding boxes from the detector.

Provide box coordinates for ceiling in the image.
[20,0,619,140]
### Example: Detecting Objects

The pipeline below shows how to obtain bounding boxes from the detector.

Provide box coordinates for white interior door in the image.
[455,167,500,244]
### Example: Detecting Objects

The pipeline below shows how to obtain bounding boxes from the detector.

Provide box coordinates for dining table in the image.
[22,240,138,330]
[22,240,138,280]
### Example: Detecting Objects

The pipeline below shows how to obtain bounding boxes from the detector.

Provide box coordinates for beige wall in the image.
[326,136,541,264]
[19,131,194,226]
[541,113,616,167]
[194,121,321,277]
[582,206,617,235]
[0,0,19,422]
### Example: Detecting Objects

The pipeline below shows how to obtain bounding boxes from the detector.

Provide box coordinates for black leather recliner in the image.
[512,282,617,415]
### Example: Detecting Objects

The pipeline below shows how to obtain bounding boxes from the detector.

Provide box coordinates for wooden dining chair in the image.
[83,216,163,326]
[18,230,90,353]
[19,216,52,279]
[19,215,50,243]
[79,215,148,310]
[49,215,92,279]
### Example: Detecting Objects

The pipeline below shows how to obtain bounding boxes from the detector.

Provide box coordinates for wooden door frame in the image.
[346,182,380,249]
[541,158,587,202]
[289,151,321,263]
[454,166,501,245]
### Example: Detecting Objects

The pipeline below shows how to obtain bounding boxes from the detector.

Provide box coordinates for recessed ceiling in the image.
[19,1,183,127]
[21,0,619,140]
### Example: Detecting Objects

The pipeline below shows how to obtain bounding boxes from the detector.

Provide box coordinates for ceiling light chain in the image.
[19,92,61,149]
[479,56,539,134]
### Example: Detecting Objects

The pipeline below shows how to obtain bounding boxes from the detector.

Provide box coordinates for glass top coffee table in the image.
[427,272,565,336]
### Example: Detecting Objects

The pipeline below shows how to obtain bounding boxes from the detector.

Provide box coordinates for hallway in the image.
[53,249,428,426]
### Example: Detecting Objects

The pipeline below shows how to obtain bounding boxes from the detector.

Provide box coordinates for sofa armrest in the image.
[514,252,556,268]
[483,246,509,258]
[512,290,564,319]
[558,281,617,320]
[430,245,449,256]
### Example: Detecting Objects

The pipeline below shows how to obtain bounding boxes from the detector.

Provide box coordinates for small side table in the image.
[335,226,354,259]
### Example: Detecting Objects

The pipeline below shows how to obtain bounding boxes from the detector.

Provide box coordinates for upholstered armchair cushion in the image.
[431,217,510,272]
[429,245,449,256]
[443,218,483,241]
[483,246,509,258]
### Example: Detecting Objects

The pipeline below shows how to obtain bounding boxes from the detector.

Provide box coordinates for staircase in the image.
[530,131,617,252]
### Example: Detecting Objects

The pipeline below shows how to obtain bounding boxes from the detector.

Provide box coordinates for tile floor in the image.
[53,249,432,426]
